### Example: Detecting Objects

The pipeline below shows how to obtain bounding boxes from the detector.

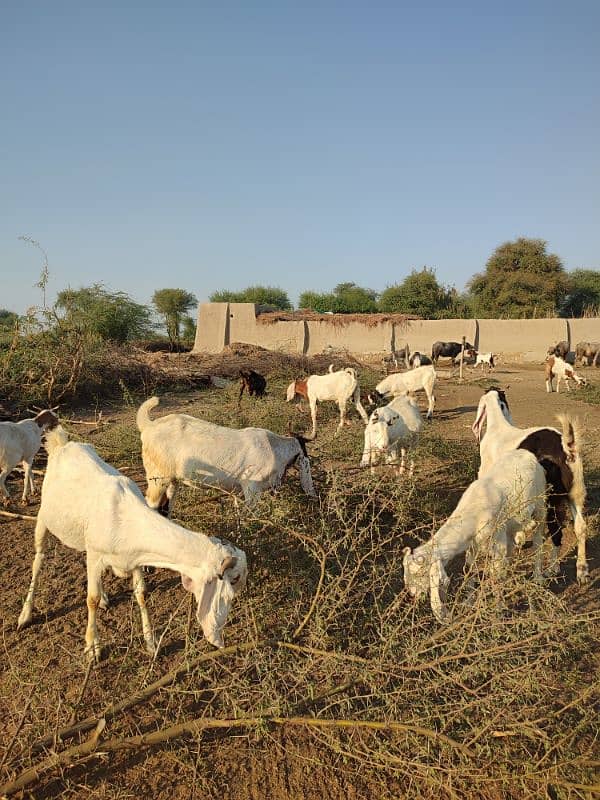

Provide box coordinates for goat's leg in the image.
[21,459,35,503]
[353,387,369,424]
[132,568,157,655]
[85,556,104,662]
[0,468,12,504]
[425,389,435,420]
[336,400,348,434]
[17,517,49,629]
[570,501,589,583]
[309,400,318,439]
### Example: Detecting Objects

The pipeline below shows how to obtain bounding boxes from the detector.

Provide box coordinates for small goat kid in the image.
[239,369,267,403]
[0,409,59,504]
[17,425,247,661]
[360,395,423,474]
[370,364,436,420]
[472,389,588,582]
[286,365,368,438]
[545,356,587,393]
[138,397,315,510]
[403,450,547,622]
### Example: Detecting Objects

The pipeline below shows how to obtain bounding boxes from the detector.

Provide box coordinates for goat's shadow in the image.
[435,404,478,421]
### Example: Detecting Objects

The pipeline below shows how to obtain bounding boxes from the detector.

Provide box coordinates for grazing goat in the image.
[0,410,59,504]
[370,365,436,420]
[408,351,432,368]
[239,369,267,403]
[403,450,547,622]
[475,352,496,371]
[575,341,600,367]
[17,425,247,661]
[472,388,588,582]
[431,341,475,366]
[545,356,587,393]
[360,395,423,474]
[547,341,570,360]
[286,365,368,438]
[137,397,316,510]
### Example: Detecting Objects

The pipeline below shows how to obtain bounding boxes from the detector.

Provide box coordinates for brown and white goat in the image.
[545,356,587,393]
[286,365,368,438]
[472,389,588,582]
[0,409,59,504]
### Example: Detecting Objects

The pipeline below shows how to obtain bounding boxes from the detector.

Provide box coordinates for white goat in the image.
[286,365,368,438]
[360,395,423,474]
[0,410,59,504]
[17,425,247,661]
[475,352,496,371]
[403,450,547,622]
[472,389,588,582]
[137,397,316,510]
[371,365,436,420]
[545,355,587,393]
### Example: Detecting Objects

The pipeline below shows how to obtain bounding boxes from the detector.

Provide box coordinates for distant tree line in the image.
[209,238,600,319]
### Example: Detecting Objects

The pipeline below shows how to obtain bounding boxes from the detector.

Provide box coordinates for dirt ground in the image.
[0,357,598,799]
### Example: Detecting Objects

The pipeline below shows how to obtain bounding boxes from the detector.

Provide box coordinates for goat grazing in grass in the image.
[239,369,267,404]
[472,388,588,582]
[286,365,368,438]
[403,449,547,622]
[369,365,436,420]
[138,397,316,510]
[360,395,423,474]
[17,425,247,661]
[545,356,587,393]
[0,409,59,504]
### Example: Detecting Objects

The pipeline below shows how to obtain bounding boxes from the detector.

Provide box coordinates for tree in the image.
[209,285,291,310]
[468,238,567,318]
[299,283,378,313]
[56,284,154,343]
[152,288,197,346]
[560,269,600,317]
[378,268,451,317]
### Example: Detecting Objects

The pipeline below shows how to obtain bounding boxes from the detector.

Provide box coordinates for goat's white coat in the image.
[17,426,247,659]
[475,353,496,370]
[286,366,368,438]
[403,450,547,621]
[138,397,315,507]
[373,365,436,419]
[0,411,57,503]
[472,390,588,582]
[360,395,423,473]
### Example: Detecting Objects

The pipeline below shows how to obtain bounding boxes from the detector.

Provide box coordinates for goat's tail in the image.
[44,424,69,455]
[557,413,586,510]
[136,396,160,431]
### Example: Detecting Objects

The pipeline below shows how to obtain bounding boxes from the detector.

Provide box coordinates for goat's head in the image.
[180,543,247,648]
[472,388,512,441]
[33,409,60,430]
[403,548,450,622]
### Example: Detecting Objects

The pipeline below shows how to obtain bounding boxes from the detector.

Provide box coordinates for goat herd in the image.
[0,338,593,663]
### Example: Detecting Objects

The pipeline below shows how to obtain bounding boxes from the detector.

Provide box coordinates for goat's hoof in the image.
[17,610,32,630]
[577,565,590,584]
[85,644,103,664]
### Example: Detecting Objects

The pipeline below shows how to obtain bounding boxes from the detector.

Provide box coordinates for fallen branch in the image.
[0,510,37,521]
[1,713,473,796]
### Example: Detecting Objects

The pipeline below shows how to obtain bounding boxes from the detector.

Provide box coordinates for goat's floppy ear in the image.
[181,574,194,593]
[429,559,450,623]
[217,556,237,579]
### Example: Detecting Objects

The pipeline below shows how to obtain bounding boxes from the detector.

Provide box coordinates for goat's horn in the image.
[217,555,237,579]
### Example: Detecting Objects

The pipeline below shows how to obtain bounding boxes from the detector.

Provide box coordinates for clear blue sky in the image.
[2,1,599,315]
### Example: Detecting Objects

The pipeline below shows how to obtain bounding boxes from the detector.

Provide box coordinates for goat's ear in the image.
[402,547,412,557]
[218,556,237,579]
[181,574,195,593]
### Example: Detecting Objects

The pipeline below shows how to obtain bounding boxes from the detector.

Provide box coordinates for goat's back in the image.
[0,419,42,464]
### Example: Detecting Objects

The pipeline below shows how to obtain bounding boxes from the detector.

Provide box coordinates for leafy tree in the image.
[560,269,600,317]
[0,309,19,329]
[468,238,567,318]
[181,314,197,344]
[378,268,451,317]
[55,284,154,343]
[300,283,377,313]
[152,288,197,345]
[209,285,291,310]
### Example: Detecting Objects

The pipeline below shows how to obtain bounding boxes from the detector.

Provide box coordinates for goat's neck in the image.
[130,506,218,574]
[484,398,514,435]
[417,512,480,566]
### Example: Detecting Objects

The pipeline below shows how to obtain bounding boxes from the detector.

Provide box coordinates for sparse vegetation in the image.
[1,357,598,799]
